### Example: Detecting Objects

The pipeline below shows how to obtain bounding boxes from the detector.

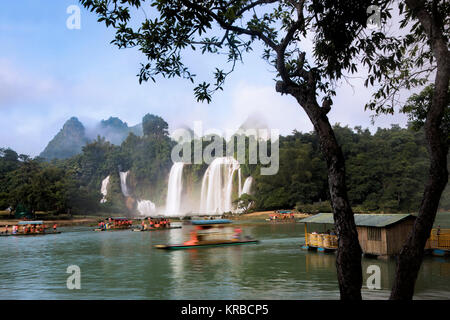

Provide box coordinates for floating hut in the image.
[426,228,450,256]
[300,213,416,257]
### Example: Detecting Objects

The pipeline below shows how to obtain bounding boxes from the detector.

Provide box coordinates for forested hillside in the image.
[1,113,448,215]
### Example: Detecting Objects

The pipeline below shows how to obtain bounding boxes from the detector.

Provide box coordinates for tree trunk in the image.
[314,112,363,300]
[276,78,363,299]
[294,93,363,299]
[390,0,449,300]
[390,118,448,299]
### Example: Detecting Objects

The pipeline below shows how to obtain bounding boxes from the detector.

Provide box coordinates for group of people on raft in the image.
[140,217,171,230]
[268,212,295,221]
[97,218,133,230]
[1,223,58,235]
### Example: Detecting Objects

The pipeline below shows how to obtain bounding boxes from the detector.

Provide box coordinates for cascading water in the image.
[119,171,130,197]
[137,200,156,216]
[165,162,185,216]
[100,175,110,203]
[238,168,242,196]
[200,157,240,215]
[241,176,253,195]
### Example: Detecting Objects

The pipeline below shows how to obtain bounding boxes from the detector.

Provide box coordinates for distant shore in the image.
[230,210,311,221]
[0,216,101,232]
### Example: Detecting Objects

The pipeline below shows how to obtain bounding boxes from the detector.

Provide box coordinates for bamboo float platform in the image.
[0,231,61,237]
[93,228,131,232]
[132,226,182,232]
[154,239,259,250]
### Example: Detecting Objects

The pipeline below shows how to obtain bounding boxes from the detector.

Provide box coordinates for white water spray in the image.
[100,175,110,203]
[199,157,241,215]
[119,171,130,197]
[165,162,185,216]
[137,200,156,216]
[241,176,253,195]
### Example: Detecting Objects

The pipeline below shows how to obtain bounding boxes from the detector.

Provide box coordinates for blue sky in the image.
[0,1,408,156]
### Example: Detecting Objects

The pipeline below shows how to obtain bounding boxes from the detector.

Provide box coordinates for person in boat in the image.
[233,227,242,241]
[167,219,171,228]
[53,224,57,232]
[183,231,199,246]
[149,218,154,229]
[154,219,160,229]
[141,220,145,230]
[4,225,8,234]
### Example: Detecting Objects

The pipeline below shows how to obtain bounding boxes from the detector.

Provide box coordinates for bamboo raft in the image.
[0,231,61,237]
[94,228,131,232]
[154,239,259,250]
[132,226,182,232]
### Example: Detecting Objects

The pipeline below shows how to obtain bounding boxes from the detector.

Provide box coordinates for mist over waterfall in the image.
[165,162,185,216]
[119,171,130,197]
[137,200,156,216]
[241,176,253,195]
[100,176,110,203]
[200,157,241,215]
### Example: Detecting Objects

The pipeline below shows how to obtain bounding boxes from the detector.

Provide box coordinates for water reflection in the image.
[0,220,449,300]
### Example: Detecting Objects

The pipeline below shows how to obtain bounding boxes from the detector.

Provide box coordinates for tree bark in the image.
[390,0,450,300]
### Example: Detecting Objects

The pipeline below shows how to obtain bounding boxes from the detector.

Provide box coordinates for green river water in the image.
[1,213,449,300]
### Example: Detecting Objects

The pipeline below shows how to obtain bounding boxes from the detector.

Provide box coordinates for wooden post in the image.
[305,223,308,246]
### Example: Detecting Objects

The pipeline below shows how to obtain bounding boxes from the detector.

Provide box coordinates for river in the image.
[0,213,449,300]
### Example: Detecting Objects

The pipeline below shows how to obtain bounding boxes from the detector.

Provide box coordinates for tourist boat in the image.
[94,217,133,231]
[0,221,61,237]
[132,217,181,231]
[154,219,259,250]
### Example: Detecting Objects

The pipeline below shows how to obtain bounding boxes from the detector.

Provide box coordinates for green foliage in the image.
[296,201,332,214]
[234,193,256,213]
[251,124,434,213]
[142,113,169,138]
[360,1,450,114]
[401,85,450,140]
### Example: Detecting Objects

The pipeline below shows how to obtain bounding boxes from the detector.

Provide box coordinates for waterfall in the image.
[241,176,253,195]
[238,168,242,196]
[165,162,185,216]
[199,157,241,215]
[100,175,110,203]
[119,171,130,197]
[137,200,156,216]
